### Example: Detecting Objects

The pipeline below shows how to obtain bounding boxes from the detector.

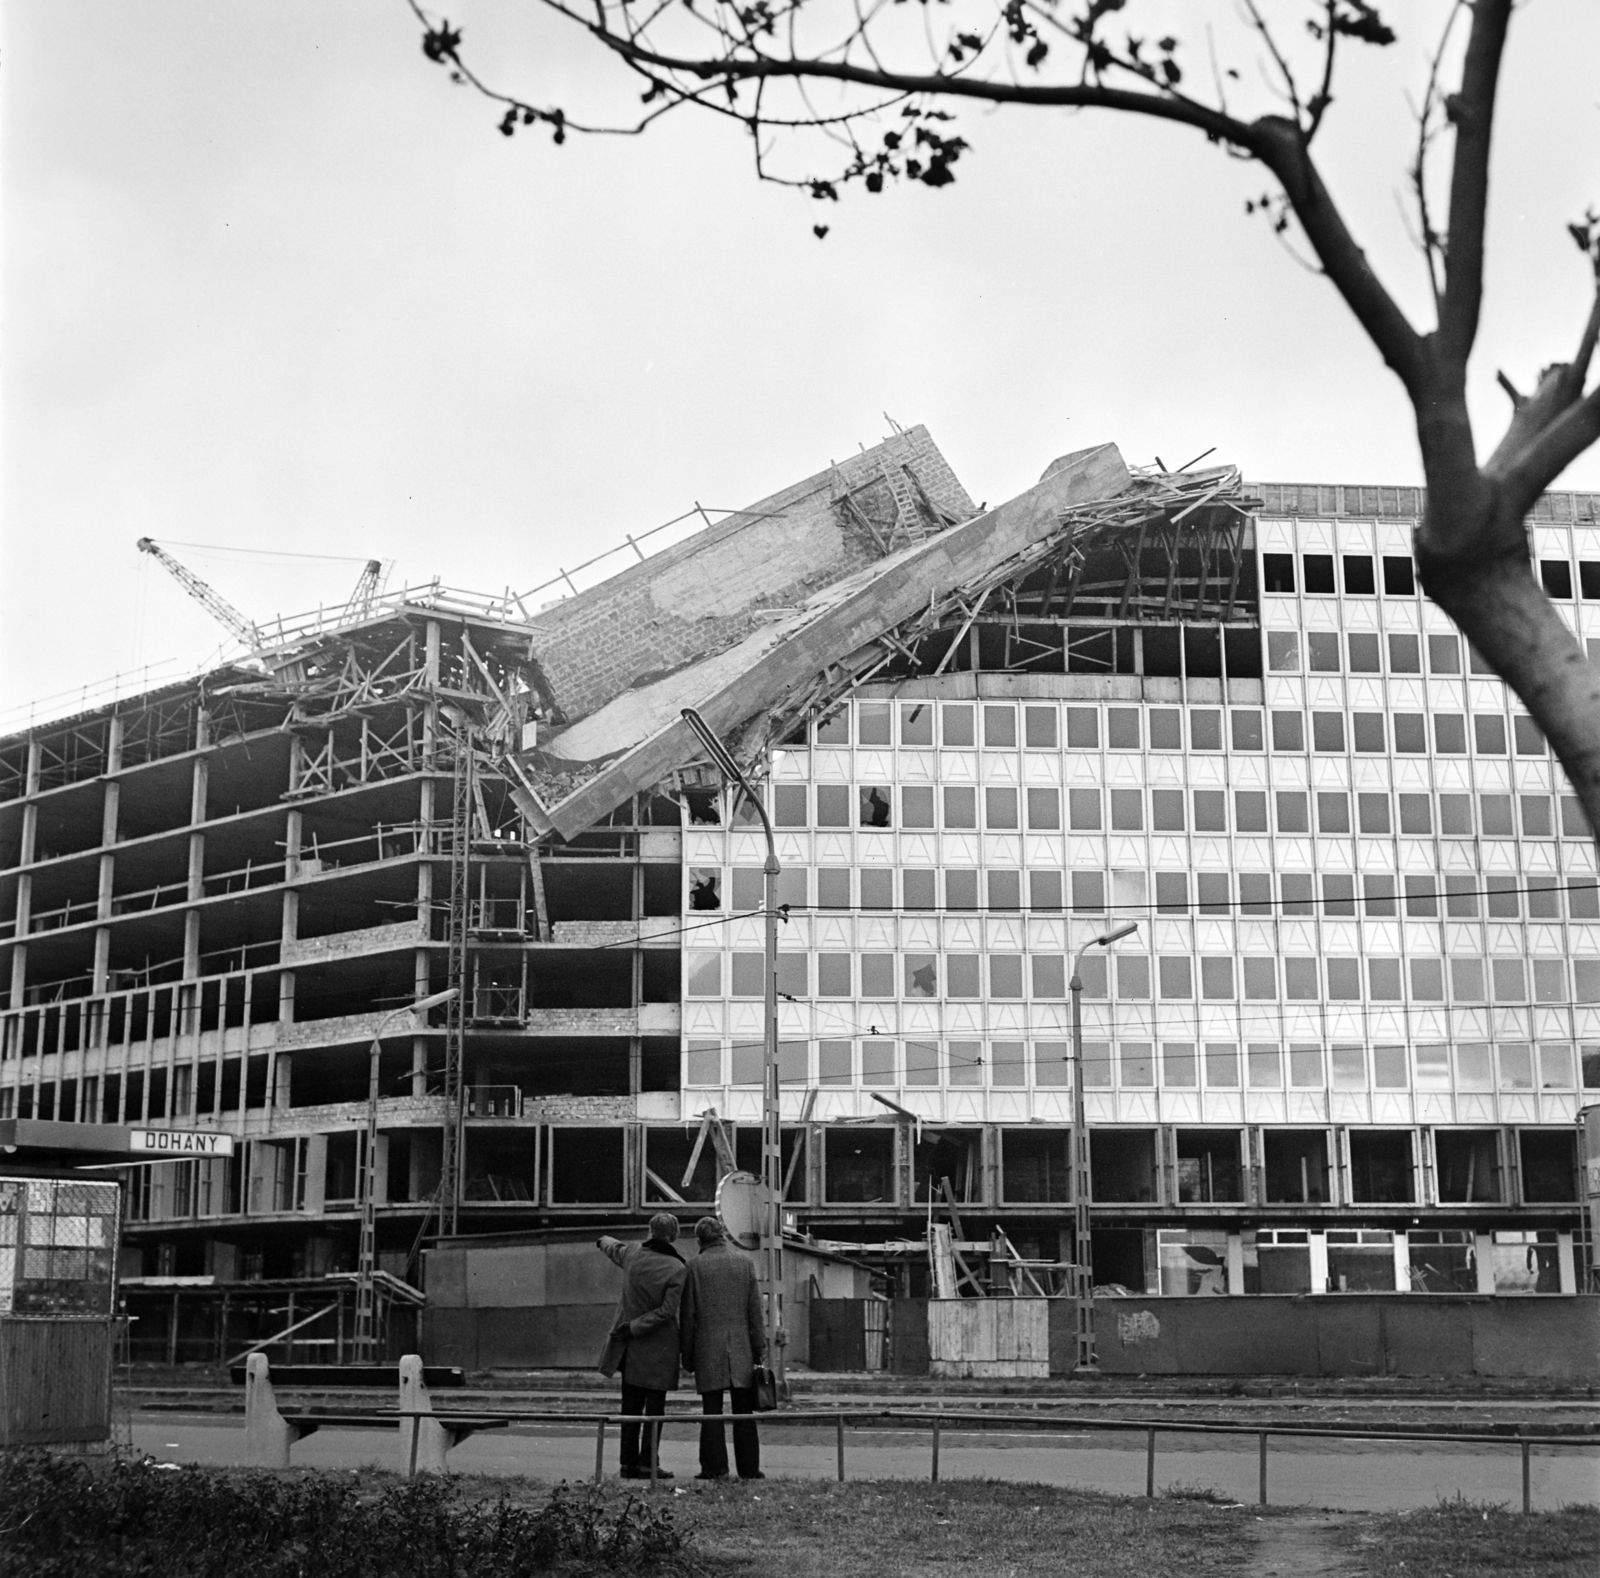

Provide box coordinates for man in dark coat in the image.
[679,1215,766,1480]
[597,1212,686,1479]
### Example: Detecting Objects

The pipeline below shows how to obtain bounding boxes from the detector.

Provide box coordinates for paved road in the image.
[126,1413,1599,1513]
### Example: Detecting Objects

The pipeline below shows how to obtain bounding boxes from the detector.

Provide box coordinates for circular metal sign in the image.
[715,1170,765,1250]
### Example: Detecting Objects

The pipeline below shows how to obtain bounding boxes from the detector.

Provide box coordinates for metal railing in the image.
[373,1404,1592,1511]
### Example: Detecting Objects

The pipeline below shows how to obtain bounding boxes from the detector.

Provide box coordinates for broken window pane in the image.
[688,868,722,910]
[859,785,892,828]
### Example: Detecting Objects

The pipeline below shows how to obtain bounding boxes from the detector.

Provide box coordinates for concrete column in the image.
[1474,1232,1496,1293]
[302,1134,328,1214]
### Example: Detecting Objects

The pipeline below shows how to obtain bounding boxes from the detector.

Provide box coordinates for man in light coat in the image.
[596,1212,686,1479]
[679,1215,766,1480]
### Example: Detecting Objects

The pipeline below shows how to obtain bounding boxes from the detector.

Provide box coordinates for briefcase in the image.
[752,1364,778,1412]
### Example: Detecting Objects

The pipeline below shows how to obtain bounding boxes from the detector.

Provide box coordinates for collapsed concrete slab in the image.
[522,425,974,727]
[517,442,1131,838]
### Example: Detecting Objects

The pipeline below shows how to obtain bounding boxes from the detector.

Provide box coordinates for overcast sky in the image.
[4,0,1598,724]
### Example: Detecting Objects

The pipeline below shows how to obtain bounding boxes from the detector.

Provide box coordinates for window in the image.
[1024,706,1057,747]
[1027,787,1062,829]
[1353,713,1385,752]
[902,785,935,828]
[1357,793,1390,834]
[1149,709,1183,750]
[1156,873,1187,913]
[1285,959,1319,999]
[1312,712,1345,752]
[1480,794,1514,836]
[1240,873,1272,915]
[857,703,892,744]
[860,869,893,910]
[1514,715,1546,755]
[905,955,938,998]
[1276,792,1309,833]
[983,706,1016,747]
[1029,869,1063,910]
[1521,795,1553,837]
[903,869,937,910]
[1343,554,1376,595]
[942,704,975,746]
[1393,714,1427,752]
[1388,632,1421,671]
[1308,632,1341,672]
[1068,788,1101,830]
[1201,957,1234,999]
[1398,794,1431,835]
[1439,793,1473,835]
[1383,555,1416,595]
[1247,1044,1281,1087]
[985,786,1019,829]
[1317,792,1350,834]
[1561,795,1593,837]
[1533,959,1565,1001]
[817,868,851,908]
[816,710,849,745]
[1152,790,1186,831]
[1540,560,1574,599]
[1363,873,1396,915]
[859,786,892,827]
[1108,708,1140,748]
[1411,959,1444,1000]
[685,952,722,996]
[816,784,851,826]
[1243,958,1277,999]
[1445,875,1478,918]
[818,955,852,996]
[1451,958,1486,1001]
[1117,956,1151,999]
[1034,956,1070,999]
[1262,552,1295,592]
[1322,873,1355,916]
[947,955,981,997]
[1492,959,1527,1002]
[1584,562,1600,599]
[1348,632,1381,672]
[1302,553,1336,594]
[1486,874,1519,918]
[985,864,1024,902]
[943,785,977,828]
[1271,711,1305,752]
[1110,788,1143,830]
[1071,870,1105,913]
[1434,714,1467,753]
[1163,1042,1197,1086]
[1234,791,1268,833]
[1232,710,1263,750]
[1281,873,1314,915]
[1369,960,1403,1001]
[1190,710,1223,750]
[1428,634,1461,673]
[901,703,934,745]
[1197,872,1230,914]
[773,784,807,827]
[1065,707,1098,748]
[731,953,764,996]
[1159,957,1193,998]
[990,955,1024,998]
[990,1041,1026,1088]
[1193,790,1227,832]
[1267,631,1299,671]
[1474,714,1507,755]
[945,870,978,911]
[1326,959,1362,999]
[1289,1044,1323,1087]
[1331,1044,1367,1088]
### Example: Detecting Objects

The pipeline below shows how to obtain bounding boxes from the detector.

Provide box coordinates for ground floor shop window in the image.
[1156,1228,1229,1295]
[1405,1229,1477,1292]
[1325,1228,1396,1292]
[1491,1229,1561,1293]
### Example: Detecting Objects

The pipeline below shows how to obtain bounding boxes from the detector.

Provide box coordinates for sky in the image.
[3,0,1598,726]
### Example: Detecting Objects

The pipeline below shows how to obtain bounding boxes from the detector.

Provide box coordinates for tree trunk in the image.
[1418,512,1600,838]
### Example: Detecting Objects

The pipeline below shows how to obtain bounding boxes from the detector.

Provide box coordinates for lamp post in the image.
[1070,920,1138,1374]
[680,707,785,1389]
[355,987,458,1361]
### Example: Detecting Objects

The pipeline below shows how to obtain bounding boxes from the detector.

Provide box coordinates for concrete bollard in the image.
[397,1355,451,1477]
[244,1354,293,1469]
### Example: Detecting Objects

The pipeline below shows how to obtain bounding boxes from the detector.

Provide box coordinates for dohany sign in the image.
[128,1128,236,1158]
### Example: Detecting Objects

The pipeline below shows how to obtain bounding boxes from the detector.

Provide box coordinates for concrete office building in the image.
[2,430,1595,1345]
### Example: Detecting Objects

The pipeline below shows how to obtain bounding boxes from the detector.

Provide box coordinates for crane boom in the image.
[344,558,385,620]
[136,537,260,648]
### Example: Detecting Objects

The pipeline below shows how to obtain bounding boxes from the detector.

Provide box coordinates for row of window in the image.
[797,699,1554,756]
[753,780,1591,838]
[691,865,1600,921]
[682,1035,1597,1093]
[1262,549,1600,602]
[685,948,1600,1006]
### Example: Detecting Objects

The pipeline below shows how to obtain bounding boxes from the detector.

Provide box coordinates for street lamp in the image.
[1070,920,1138,1374]
[680,707,786,1390]
[355,987,458,1360]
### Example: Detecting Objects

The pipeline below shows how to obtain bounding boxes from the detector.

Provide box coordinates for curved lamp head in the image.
[1092,921,1139,948]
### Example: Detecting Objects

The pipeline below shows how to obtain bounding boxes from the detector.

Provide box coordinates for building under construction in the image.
[2,427,1597,1365]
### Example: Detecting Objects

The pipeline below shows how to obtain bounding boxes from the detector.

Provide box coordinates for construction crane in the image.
[343,558,387,621]
[136,537,261,649]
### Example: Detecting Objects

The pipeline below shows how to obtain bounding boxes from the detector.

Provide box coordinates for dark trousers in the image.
[619,1380,666,1472]
[698,1386,760,1478]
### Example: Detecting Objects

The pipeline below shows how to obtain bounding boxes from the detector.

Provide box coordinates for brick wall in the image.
[528,426,974,724]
